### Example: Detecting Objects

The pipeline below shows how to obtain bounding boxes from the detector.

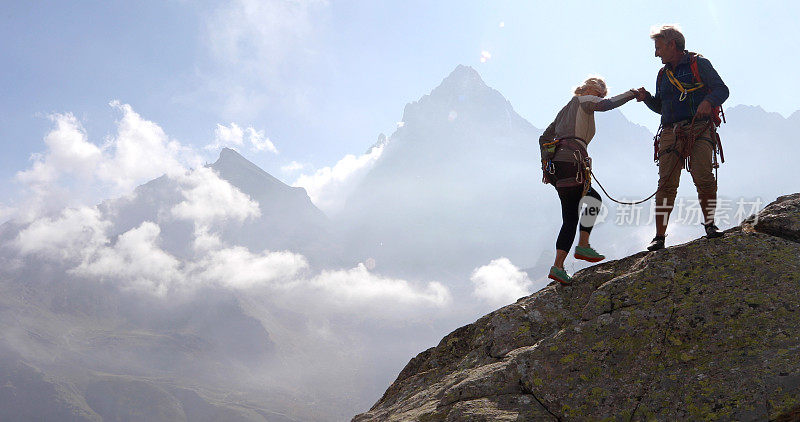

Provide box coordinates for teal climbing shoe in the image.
[548,266,572,285]
[574,245,605,263]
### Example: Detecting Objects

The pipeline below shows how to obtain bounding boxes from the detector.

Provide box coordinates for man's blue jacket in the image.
[644,51,729,125]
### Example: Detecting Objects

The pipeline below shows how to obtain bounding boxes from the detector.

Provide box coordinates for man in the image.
[634,25,729,251]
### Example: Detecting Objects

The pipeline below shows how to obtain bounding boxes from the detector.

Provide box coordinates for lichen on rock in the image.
[354,193,800,421]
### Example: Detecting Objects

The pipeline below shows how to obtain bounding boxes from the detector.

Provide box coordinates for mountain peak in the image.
[212,147,277,183]
[444,65,483,84]
[210,147,314,202]
[216,147,248,165]
[433,65,487,94]
[398,64,520,129]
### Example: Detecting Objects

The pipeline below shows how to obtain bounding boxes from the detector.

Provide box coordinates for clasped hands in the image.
[629,87,714,118]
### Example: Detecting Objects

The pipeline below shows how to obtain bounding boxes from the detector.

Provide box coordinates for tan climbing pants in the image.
[655,121,717,209]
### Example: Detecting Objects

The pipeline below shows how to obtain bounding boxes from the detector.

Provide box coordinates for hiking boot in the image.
[574,245,605,263]
[548,266,572,285]
[647,235,666,251]
[703,223,724,239]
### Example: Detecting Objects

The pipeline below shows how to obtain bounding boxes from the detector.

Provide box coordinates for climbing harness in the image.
[541,137,593,196]
[593,116,717,206]
[658,119,714,171]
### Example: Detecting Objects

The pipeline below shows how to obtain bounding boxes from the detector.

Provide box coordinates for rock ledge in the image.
[355,193,800,421]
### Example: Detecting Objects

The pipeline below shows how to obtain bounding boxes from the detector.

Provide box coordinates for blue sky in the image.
[2,1,799,209]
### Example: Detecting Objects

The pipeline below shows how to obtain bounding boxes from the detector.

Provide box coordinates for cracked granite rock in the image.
[353,193,800,421]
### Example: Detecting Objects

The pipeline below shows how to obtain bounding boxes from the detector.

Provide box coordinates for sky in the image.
[2,0,799,213]
[2,2,800,416]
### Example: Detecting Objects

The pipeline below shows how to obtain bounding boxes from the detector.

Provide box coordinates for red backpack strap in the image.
[689,52,724,126]
[689,53,703,85]
[656,66,667,96]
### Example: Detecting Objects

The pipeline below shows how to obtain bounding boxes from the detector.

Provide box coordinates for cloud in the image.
[13,102,203,221]
[205,0,326,74]
[46,217,306,296]
[98,101,193,193]
[16,113,102,187]
[7,102,448,314]
[15,206,110,261]
[30,217,450,318]
[193,246,309,290]
[470,258,533,306]
[171,166,261,228]
[309,263,451,309]
[186,244,451,317]
[14,203,449,313]
[72,222,183,296]
[205,123,278,154]
[281,161,305,173]
[209,122,245,148]
[246,127,278,153]
[0,203,15,225]
[293,144,384,214]
[199,0,329,119]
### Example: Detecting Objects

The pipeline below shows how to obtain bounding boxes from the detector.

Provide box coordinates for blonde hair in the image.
[650,24,685,51]
[574,77,607,97]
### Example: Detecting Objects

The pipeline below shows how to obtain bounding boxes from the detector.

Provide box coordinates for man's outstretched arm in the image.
[640,87,662,114]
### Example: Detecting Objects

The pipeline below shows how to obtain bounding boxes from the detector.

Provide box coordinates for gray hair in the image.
[650,24,685,51]
[574,77,607,97]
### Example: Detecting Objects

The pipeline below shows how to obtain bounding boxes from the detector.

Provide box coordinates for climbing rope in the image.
[589,118,716,206]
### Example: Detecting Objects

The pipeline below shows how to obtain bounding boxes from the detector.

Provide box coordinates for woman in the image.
[539,77,636,284]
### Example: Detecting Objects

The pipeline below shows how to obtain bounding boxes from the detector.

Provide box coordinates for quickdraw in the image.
[572,150,592,197]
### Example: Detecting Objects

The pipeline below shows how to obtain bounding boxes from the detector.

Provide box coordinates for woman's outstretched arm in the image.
[580,90,637,112]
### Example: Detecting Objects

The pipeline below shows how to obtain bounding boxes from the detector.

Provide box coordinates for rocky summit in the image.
[354,193,800,421]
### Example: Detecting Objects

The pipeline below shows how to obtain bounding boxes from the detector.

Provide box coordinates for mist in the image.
[1,67,797,421]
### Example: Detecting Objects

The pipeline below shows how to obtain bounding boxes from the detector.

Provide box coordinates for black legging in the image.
[550,162,603,251]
